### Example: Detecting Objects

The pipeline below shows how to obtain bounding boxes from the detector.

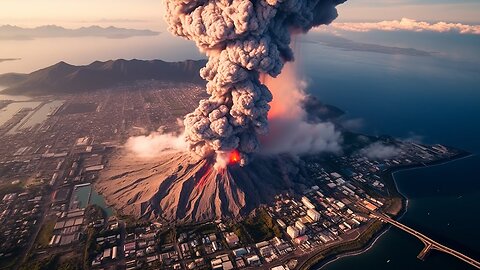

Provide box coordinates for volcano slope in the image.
[96,150,313,223]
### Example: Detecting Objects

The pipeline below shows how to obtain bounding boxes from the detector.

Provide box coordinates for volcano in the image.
[96,151,313,223]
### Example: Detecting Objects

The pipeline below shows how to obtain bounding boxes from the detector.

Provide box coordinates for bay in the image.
[303,32,480,270]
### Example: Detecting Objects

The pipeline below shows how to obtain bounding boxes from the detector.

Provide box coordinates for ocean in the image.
[302,31,480,270]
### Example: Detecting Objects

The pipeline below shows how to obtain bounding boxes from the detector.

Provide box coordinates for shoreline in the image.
[315,227,391,269]
[303,151,473,270]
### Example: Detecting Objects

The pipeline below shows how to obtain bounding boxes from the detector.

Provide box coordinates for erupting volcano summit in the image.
[97,0,346,222]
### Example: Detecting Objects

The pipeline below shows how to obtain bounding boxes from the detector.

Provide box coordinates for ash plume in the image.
[164,0,346,166]
[261,62,342,155]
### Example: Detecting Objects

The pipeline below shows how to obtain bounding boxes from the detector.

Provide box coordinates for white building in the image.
[307,209,321,222]
[286,226,300,239]
[301,196,315,209]
[295,221,306,235]
[246,255,261,266]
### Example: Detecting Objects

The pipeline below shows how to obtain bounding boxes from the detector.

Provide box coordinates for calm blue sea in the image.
[303,31,480,270]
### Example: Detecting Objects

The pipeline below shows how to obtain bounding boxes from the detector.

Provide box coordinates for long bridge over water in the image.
[371,212,480,269]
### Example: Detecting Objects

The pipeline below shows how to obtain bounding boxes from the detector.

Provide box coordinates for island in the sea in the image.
[0,59,476,270]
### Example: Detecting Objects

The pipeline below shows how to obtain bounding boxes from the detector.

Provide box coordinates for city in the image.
[0,82,467,270]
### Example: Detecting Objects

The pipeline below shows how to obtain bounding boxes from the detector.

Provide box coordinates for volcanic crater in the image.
[96,151,313,223]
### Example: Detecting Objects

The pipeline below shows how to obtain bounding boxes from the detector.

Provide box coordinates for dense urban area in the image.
[0,81,463,270]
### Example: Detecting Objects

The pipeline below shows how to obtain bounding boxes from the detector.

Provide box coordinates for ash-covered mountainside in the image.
[96,151,312,223]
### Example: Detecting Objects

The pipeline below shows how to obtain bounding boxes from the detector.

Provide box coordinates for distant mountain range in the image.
[0,25,159,40]
[0,58,20,63]
[0,59,207,96]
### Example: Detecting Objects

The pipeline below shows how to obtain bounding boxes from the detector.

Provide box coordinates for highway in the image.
[372,212,480,269]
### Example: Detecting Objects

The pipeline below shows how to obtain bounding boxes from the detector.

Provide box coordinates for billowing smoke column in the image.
[164,0,346,166]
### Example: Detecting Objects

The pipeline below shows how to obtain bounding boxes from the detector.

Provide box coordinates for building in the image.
[259,245,275,257]
[276,219,286,228]
[330,172,341,179]
[286,226,299,239]
[225,232,240,247]
[246,255,261,266]
[307,209,321,222]
[112,246,118,260]
[294,235,309,245]
[335,201,345,209]
[301,196,315,209]
[363,200,378,211]
[295,221,306,235]
[211,254,233,270]
[233,248,247,257]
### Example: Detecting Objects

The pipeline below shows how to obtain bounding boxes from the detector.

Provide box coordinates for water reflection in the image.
[0,101,41,126]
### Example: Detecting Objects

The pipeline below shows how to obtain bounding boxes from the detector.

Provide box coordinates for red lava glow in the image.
[196,164,213,189]
[261,64,301,120]
[229,149,241,165]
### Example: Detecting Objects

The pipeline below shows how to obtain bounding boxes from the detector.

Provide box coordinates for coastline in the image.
[310,225,391,270]
[301,151,472,270]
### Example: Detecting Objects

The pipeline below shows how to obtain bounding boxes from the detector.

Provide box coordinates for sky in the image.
[0,0,479,29]
[336,0,480,23]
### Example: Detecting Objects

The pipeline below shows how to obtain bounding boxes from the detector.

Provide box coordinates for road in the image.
[373,212,480,269]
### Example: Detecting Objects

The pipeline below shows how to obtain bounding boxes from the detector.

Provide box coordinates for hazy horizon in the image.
[0,0,478,74]
[1,0,480,27]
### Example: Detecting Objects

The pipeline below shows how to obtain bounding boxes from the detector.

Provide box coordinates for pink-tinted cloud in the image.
[328,18,480,34]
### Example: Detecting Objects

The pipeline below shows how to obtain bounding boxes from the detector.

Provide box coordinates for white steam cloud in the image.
[359,142,400,160]
[125,129,187,159]
[164,0,346,165]
[327,18,480,35]
[261,62,342,155]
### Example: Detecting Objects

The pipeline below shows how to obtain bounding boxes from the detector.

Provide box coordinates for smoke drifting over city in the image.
[125,129,187,159]
[164,0,346,166]
[360,142,400,160]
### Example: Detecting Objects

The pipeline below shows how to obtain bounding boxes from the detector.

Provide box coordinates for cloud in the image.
[260,62,342,156]
[402,132,424,143]
[164,0,345,166]
[359,142,400,160]
[341,118,364,131]
[325,18,480,34]
[125,128,187,159]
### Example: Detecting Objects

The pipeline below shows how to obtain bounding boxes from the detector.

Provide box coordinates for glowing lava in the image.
[229,149,241,165]
[196,163,214,189]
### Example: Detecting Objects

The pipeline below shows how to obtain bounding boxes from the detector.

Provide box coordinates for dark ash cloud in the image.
[164,0,346,166]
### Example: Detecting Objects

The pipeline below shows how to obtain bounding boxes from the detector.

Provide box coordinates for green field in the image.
[233,208,282,243]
